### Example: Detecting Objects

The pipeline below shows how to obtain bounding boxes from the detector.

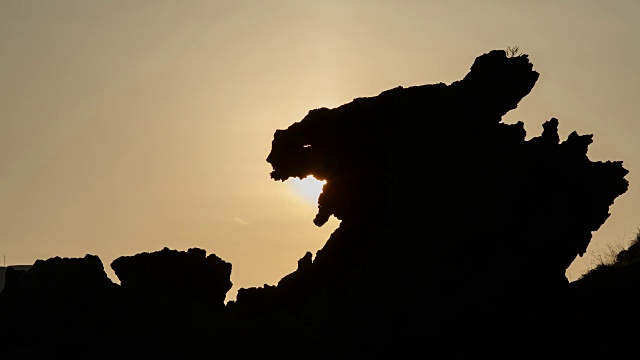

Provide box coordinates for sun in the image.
[288,175,326,204]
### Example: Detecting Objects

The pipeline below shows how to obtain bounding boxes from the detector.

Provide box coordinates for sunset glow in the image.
[1,1,639,299]
[288,176,326,204]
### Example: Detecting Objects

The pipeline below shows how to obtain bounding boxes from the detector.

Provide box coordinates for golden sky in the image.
[1,1,639,299]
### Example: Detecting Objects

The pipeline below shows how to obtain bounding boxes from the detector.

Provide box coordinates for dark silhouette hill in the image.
[0,49,632,359]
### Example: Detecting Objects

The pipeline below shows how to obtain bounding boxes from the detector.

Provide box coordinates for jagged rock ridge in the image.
[0,50,630,359]
[265,50,628,298]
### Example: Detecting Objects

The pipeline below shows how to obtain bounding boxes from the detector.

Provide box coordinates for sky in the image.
[1,1,639,299]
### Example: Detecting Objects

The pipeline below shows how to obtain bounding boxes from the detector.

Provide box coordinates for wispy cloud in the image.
[231,217,251,226]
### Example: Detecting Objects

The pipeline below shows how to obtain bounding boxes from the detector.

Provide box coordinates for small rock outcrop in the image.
[0,255,118,358]
[112,247,232,308]
[0,265,31,292]
[0,254,115,305]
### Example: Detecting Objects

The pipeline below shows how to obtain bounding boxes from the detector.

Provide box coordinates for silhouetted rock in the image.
[109,247,233,356]
[262,49,629,356]
[267,50,627,296]
[0,49,631,359]
[0,265,31,292]
[0,255,118,358]
[112,247,232,308]
[0,254,116,307]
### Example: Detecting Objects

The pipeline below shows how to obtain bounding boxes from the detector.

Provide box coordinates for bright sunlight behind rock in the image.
[288,176,326,204]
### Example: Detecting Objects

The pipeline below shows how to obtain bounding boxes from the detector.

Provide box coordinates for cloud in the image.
[231,217,251,226]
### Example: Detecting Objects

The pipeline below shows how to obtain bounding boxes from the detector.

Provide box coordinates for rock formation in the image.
[0,49,631,359]
[252,49,629,357]
[266,50,628,300]
[0,255,118,358]
[111,247,232,308]
[0,265,31,292]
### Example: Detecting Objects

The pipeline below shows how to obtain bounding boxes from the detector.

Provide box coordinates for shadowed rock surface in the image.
[112,247,232,308]
[0,50,633,359]
[250,49,629,357]
[0,265,31,291]
[263,50,627,303]
[110,247,234,356]
[0,255,118,358]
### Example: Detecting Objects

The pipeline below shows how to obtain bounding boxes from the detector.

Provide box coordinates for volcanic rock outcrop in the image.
[112,247,232,308]
[250,50,629,356]
[110,247,233,356]
[0,50,631,359]
[265,50,628,302]
[0,255,118,358]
